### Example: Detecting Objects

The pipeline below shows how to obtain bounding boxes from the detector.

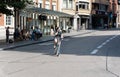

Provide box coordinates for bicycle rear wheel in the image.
[56,41,61,56]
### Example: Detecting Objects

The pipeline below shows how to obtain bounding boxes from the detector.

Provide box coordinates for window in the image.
[38,0,42,8]
[52,5,56,10]
[68,0,73,8]
[78,2,89,10]
[118,0,120,5]
[63,0,67,8]
[63,0,73,9]
[76,2,78,11]
[76,5,78,11]
[45,4,49,9]
[52,2,56,10]
[39,3,42,8]
[6,16,11,25]
[99,4,106,11]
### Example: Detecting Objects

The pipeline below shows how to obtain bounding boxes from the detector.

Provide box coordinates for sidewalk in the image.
[0,30,95,50]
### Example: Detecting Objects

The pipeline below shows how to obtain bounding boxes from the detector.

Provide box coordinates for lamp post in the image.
[108,0,113,28]
[112,0,118,28]
[112,0,114,27]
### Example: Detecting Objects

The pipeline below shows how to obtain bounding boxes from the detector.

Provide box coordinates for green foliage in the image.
[0,0,33,15]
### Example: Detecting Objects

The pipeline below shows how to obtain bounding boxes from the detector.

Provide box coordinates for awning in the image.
[79,15,90,19]
[24,7,73,17]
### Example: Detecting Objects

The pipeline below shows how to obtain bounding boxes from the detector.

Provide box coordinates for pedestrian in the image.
[50,26,54,36]
[6,26,10,43]
[29,26,33,40]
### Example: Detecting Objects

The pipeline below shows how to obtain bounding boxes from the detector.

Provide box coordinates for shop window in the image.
[38,15,47,20]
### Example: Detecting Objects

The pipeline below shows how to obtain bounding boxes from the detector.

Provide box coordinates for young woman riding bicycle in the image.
[54,27,63,56]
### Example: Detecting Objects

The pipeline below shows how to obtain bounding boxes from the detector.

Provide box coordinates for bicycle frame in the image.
[54,37,61,56]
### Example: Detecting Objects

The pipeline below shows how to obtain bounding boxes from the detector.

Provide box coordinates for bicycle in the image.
[54,37,61,56]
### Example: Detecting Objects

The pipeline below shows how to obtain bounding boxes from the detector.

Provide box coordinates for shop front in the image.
[92,14,108,29]
[74,14,90,30]
[20,8,73,35]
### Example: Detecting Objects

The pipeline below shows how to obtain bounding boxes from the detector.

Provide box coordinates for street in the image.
[0,29,120,77]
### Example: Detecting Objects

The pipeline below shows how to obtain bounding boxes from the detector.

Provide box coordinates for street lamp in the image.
[112,0,118,28]
[112,0,114,27]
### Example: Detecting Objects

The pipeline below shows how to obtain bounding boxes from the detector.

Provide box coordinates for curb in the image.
[3,39,53,50]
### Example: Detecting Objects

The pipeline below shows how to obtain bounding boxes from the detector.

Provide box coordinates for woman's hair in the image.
[55,27,59,32]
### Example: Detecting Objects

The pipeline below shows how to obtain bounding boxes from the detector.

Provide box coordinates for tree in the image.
[0,0,33,15]
[0,0,33,30]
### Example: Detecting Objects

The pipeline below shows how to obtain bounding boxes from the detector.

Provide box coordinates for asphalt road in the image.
[0,29,120,77]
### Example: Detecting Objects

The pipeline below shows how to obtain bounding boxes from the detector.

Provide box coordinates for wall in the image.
[0,14,5,40]
[0,14,14,41]
[0,14,4,26]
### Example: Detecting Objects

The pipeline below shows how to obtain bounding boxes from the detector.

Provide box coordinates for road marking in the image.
[97,45,103,49]
[109,38,113,40]
[106,40,110,43]
[91,49,98,55]
[101,42,107,45]
[91,35,118,55]
[0,48,3,51]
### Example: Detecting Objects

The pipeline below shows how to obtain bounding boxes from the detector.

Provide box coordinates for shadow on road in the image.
[3,33,120,58]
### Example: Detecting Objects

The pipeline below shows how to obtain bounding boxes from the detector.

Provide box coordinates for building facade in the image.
[58,0,75,31]
[91,0,109,29]
[19,0,73,35]
[109,0,118,28]
[0,12,14,40]
[75,0,91,30]
[117,0,120,27]
[58,0,91,30]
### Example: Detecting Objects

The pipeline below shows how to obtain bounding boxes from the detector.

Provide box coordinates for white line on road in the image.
[109,38,113,40]
[91,49,98,55]
[97,45,103,49]
[0,48,3,51]
[90,35,118,55]
[106,40,110,43]
[101,42,107,45]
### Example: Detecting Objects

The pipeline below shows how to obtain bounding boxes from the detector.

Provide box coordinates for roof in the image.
[24,7,73,17]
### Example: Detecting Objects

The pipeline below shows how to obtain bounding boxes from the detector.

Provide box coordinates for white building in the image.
[0,7,14,41]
